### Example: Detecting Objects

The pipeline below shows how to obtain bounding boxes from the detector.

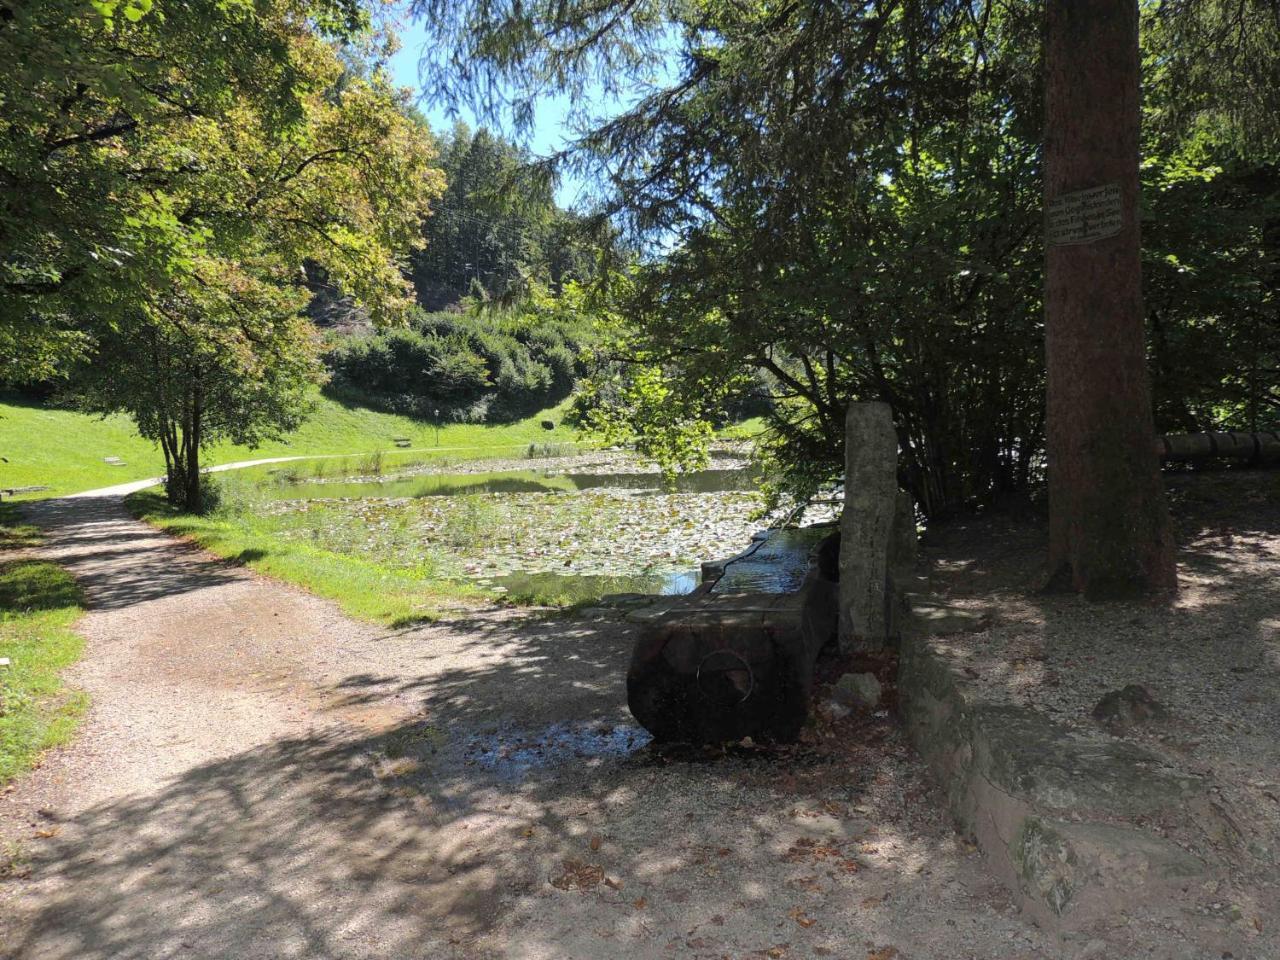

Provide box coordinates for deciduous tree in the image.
[4,2,444,507]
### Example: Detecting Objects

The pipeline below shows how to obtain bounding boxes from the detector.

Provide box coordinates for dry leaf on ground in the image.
[787,906,816,928]
[549,858,604,891]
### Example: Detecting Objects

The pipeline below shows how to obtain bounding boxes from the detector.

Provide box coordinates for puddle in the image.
[711,525,835,594]
[463,721,653,780]
[267,467,757,501]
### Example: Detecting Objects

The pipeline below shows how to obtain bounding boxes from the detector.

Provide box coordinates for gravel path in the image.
[0,490,1064,960]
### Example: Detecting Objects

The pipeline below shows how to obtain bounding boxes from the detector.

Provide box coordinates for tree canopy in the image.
[414,0,1279,522]
[409,124,601,309]
[2,0,443,507]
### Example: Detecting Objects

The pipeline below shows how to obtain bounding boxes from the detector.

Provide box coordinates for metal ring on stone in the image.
[696,649,754,705]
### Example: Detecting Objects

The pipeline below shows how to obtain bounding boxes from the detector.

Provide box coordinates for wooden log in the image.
[627,533,840,744]
[1156,431,1280,464]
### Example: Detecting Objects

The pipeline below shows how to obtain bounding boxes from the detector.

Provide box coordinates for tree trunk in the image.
[182,379,204,512]
[160,423,184,508]
[1043,0,1176,598]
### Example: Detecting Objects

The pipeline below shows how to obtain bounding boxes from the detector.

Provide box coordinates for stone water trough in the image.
[626,527,841,743]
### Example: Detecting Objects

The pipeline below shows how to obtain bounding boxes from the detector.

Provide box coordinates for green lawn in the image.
[0,506,88,787]
[127,489,491,627]
[0,392,585,499]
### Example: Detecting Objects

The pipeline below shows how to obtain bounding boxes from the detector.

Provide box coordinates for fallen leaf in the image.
[787,907,816,928]
[590,835,602,851]
[34,827,59,839]
[867,947,899,960]
[633,896,648,910]
[604,877,624,891]
[550,859,604,891]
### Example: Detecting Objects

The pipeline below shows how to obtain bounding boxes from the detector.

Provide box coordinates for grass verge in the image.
[0,505,88,788]
[126,490,491,627]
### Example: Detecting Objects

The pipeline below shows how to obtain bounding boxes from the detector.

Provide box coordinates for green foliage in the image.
[562,3,1047,515]
[420,0,1280,517]
[0,0,379,378]
[1143,148,1280,432]
[3,4,445,508]
[409,124,606,309]
[325,283,596,422]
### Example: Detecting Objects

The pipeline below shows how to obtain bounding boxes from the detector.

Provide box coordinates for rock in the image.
[834,671,882,710]
[820,698,852,720]
[839,402,898,652]
[1091,684,1168,733]
[540,419,556,430]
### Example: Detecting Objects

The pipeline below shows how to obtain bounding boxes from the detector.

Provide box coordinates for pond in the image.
[238,450,832,605]
[262,467,759,501]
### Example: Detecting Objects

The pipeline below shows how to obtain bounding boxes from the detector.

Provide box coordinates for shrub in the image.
[322,302,594,422]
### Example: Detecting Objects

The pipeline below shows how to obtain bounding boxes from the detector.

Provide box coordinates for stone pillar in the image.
[839,402,899,652]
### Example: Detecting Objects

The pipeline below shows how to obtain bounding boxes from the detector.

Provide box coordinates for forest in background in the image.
[311,124,607,424]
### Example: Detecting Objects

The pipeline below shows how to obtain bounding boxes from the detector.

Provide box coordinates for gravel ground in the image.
[919,468,1280,954]
[2,471,1274,959]
[0,490,1060,960]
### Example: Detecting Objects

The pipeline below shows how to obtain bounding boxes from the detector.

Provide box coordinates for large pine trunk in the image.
[1043,0,1176,598]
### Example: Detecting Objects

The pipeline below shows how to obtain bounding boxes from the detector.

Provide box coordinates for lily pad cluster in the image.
[263,487,772,585]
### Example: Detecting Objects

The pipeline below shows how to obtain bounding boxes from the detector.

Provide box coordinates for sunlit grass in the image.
[0,392,585,499]
[0,505,88,787]
[127,489,491,626]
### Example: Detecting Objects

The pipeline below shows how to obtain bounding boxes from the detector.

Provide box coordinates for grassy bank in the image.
[0,392,584,499]
[0,506,87,787]
[127,489,491,626]
[126,443,766,624]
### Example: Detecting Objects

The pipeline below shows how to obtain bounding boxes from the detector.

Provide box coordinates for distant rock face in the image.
[1091,684,1169,733]
[838,402,905,652]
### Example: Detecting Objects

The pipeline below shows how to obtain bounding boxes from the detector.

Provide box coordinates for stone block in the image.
[839,401,898,652]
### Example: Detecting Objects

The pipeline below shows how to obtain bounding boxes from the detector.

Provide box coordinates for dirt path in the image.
[0,492,1063,960]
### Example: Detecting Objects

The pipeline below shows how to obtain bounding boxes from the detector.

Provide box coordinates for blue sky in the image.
[387,15,602,209]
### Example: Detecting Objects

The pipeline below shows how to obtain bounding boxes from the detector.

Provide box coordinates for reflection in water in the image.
[266,461,829,602]
[268,467,758,501]
[711,526,835,594]
[489,568,701,602]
